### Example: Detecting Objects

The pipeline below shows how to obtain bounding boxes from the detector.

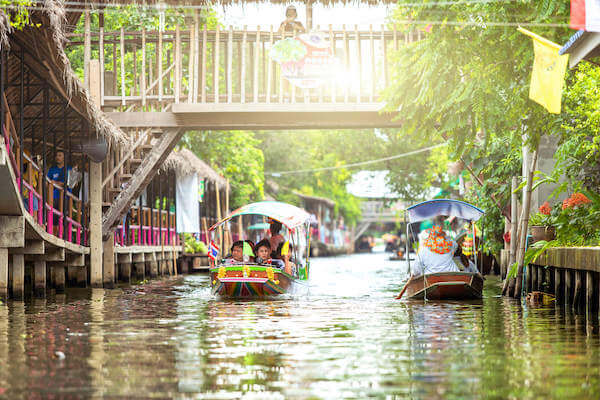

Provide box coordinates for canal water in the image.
[1,251,599,399]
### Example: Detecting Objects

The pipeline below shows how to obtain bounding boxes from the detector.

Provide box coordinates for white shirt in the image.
[412,240,459,276]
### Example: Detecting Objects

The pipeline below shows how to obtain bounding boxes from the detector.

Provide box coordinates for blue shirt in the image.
[47,165,71,201]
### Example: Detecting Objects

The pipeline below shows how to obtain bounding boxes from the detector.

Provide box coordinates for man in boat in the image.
[412,217,459,276]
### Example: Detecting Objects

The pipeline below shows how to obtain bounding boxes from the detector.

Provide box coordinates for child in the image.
[275,241,295,275]
[224,241,244,264]
[254,239,284,269]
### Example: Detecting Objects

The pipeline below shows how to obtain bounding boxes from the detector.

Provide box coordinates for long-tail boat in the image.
[208,201,311,298]
[396,199,485,300]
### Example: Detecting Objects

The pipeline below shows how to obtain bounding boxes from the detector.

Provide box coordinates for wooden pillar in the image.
[34,260,46,297]
[181,258,189,274]
[103,239,115,288]
[83,8,91,89]
[574,270,582,310]
[89,58,103,287]
[586,271,595,314]
[531,265,538,292]
[77,267,87,288]
[525,263,531,293]
[537,266,544,291]
[67,266,79,286]
[134,262,145,280]
[11,254,24,300]
[53,266,65,292]
[119,262,131,283]
[565,269,572,307]
[150,259,158,277]
[554,268,562,302]
[0,248,7,299]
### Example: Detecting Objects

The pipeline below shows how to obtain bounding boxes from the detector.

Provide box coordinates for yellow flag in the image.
[518,27,569,114]
[281,241,289,256]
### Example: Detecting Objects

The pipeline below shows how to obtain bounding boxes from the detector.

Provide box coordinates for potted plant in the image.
[529,201,556,243]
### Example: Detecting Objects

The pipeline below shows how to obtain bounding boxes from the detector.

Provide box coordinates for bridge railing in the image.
[67,25,420,109]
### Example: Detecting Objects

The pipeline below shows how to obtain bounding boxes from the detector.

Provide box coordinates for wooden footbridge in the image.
[69,24,415,129]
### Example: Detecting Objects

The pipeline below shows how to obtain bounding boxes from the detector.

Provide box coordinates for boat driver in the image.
[412,216,459,276]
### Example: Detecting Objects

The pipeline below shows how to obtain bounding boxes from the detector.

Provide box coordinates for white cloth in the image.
[176,172,200,233]
[412,240,459,276]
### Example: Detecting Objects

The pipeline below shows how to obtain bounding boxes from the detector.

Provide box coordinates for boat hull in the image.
[400,272,483,300]
[209,265,304,297]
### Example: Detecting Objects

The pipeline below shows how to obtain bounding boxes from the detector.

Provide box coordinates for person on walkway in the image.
[412,217,459,276]
[47,150,71,203]
[278,5,305,34]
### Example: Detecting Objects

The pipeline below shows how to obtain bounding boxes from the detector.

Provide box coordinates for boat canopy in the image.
[209,201,311,231]
[406,199,484,223]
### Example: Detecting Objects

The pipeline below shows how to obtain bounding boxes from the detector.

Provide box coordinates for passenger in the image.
[268,221,285,252]
[275,241,295,275]
[254,239,285,269]
[278,5,306,34]
[224,241,244,264]
[412,217,459,276]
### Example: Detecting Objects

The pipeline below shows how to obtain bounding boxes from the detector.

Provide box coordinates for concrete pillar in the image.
[34,260,46,297]
[53,266,65,293]
[181,258,189,274]
[11,254,24,300]
[77,268,87,288]
[149,260,158,278]
[119,262,131,283]
[103,239,115,288]
[90,161,103,287]
[67,266,79,286]
[134,262,145,280]
[0,248,7,299]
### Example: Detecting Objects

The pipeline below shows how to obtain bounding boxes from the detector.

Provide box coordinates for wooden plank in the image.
[329,24,335,103]
[267,26,273,104]
[141,29,146,106]
[201,24,207,103]
[343,25,349,103]
[565,268,572,307]
[227,26,233,103]
[99,26,105,106]
[175,24,181,104]
[370,24,375,102]
[187,26,195,103]
[355,25,362,103]
[214,25,220,104]
[133,43,138,95]
[531,264,537,292]
[254,26,260,103]
[113,36,118,95]
[382,25,388,89]
[586,270,594,313]
[158,29,163,101]
[574,270,583,309]
[554,267,562,301]
[84,9,91,89]
[278,29,284,103]
[241,26,247,104]
[120,27,126,106]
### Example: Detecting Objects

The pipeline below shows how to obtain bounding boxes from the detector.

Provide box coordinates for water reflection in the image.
[0,252,598,398]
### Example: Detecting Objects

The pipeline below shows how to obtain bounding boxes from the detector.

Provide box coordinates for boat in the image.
[208,201,311,298]
[396,199,485,300]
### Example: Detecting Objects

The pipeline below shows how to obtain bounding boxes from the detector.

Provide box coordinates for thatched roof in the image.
[0,1,128,146]
[163,148,229,188]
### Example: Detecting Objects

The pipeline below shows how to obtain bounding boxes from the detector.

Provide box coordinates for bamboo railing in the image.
[68,25,420,109]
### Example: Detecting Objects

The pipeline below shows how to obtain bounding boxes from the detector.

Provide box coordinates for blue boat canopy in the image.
[406,199,484,223]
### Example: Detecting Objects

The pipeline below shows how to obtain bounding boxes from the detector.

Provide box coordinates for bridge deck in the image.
[107,103,401,129]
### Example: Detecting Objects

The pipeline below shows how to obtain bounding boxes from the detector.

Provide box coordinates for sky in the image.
[217,2,392,29]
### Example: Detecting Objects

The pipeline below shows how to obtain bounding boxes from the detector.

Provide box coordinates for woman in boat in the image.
[412,222,459,276]
[268,220,285,253]
[254,239,285,269]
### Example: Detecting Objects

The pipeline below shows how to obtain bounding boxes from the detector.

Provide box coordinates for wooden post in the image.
[509,177,518,265]
[355,25,361,103]
[187,25,195,103]
[99,26,105,106]
[89,57,103,287]
[214,25,220,103]
[343,26,349,103]
[369,25,375,102]
[34,260,46,297]
[141,29,147,107]
[574,270,583,310]
[103,239,115,288]
[84,8,91,89]
[0,248,7,299]
[329,25,336,103]
[158,29,163,102]
[175,24,182,104]
[586,270,594,314]
[120,27,126,106]
[119,262,131,283]
[531,264,538,292]
[554,267,562,302]
[254,26,260,103]
[227,26,233,103]
[241,26,247,104]
[11,254,24,299]
[200,24,207,103]
[215,183,222,251]
[565,269,572,307]
[537,265,544,291]
[267,26,273,104]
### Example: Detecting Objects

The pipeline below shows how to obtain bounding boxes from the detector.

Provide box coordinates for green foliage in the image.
[183,233,207,254]
[554,196,600,246]
[181,131,264,209]
[257,130,386,226]
[0,1,37,30]
[269,38,306,62]
[507,239,558,279]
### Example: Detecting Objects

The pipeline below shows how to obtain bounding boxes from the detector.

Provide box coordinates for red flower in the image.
[503,231,511,243]
[539,201,551,215]
[562,193,591,210]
